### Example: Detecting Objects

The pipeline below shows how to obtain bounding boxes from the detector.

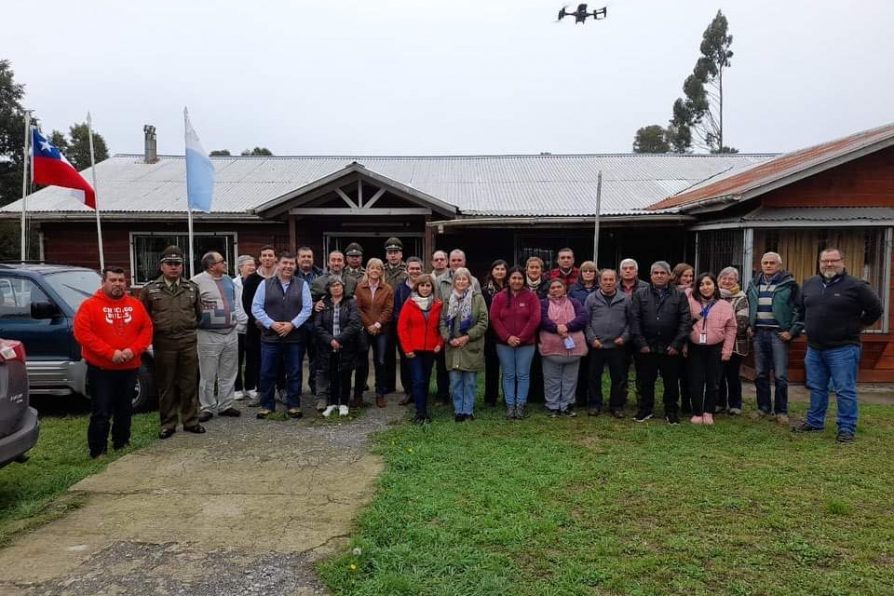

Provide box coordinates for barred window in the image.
[131,232,236,285]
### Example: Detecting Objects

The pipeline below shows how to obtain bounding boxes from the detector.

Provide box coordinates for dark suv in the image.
[0,264,156,411]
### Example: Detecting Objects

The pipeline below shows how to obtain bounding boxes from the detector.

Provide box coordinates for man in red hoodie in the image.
[74,267,153,459]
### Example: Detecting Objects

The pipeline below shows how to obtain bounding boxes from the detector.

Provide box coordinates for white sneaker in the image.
[322,405,337,418]
[247,389,258,399]
[339,405,349,416]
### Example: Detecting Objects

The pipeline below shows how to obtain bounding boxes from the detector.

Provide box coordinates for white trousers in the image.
[197,328,239,413]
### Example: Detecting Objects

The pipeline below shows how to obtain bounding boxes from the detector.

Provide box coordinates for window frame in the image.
[129,231,239,286]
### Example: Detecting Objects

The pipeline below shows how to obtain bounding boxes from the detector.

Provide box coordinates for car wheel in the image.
[132,360,157,412]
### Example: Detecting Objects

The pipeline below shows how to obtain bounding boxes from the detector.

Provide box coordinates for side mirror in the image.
[31,301,61,319]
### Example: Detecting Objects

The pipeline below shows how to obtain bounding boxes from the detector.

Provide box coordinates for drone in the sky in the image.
[557,4,607,24]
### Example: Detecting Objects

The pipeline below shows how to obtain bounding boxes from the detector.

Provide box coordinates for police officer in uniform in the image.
[344,242,365,283]
[382,237,408,395]
[140,246,206,438]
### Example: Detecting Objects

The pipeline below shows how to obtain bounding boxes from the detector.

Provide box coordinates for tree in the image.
[65,123,109,171]
[0,59,26,207]
[209,149,231,156]
[633,125,670,153]
[671,10,736,153]
[241,147,272,156]
[50,130,69,153]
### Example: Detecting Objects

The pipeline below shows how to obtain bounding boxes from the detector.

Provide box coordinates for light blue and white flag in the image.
[184,107,214,213]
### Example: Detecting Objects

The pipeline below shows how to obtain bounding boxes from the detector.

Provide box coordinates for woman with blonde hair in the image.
[354,258,394,408]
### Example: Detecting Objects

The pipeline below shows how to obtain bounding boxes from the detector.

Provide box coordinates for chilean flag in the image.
[31,127,96,209]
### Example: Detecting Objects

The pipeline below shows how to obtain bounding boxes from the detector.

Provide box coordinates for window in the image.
[43,270,103,311]
[697,230,744,278]
[753,227,887,332]
[0,277,50,323]
[131,233,237,285]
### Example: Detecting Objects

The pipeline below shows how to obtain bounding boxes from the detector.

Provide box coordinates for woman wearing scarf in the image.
[539,279,588,416]
[525,256,549,404]
[440,267,489,422]
[397,274,443,424]
[482,259,508,407]
[490,266,541,420]
[569,261,599,408]
[686,272,737,425]
[354,258,395,408]
[717,266,750,415]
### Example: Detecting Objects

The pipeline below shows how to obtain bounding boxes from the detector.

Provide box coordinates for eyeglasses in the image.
[820,258,842,264]
[213,259,227,265]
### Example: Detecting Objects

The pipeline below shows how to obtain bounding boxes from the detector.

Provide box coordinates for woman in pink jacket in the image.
[686,272,737,425]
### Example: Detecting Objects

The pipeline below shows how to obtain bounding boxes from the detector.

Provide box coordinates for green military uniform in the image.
[140,246,204,435]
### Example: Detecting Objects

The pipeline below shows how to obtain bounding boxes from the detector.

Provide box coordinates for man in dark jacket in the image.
[618,257,649,408]
[793,248,882,443]
[629,260,691,424]
[746,251,803,424]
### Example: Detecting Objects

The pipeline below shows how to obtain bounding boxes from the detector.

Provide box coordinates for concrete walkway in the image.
[0,398,405,595]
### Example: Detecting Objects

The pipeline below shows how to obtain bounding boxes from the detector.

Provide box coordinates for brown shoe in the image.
[376,394,387,408]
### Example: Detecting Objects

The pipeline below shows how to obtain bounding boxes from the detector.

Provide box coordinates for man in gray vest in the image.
[251,251,313,419]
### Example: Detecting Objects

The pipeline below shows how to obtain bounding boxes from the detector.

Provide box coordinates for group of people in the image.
[72,239,882,458]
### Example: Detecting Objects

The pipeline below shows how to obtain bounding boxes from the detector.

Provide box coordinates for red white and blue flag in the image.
[31,127,96,209]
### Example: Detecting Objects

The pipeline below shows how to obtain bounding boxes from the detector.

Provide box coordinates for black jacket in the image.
[312,296,361,356]
[799,273,882,349]
[629,284,691,352]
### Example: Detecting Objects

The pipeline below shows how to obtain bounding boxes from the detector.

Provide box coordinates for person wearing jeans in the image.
[746,252,802,424]
[354,258,395,408]
[490,267,541,419]
[251,252,313,419]
[397,274,443,424]
[794,248,882,443]
[583,268,630,418]
[440,268,488,422]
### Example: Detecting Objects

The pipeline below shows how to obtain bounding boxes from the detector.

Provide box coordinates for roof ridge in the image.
[112,152,778,160]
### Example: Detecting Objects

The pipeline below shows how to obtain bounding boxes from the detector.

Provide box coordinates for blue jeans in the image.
[407,351,436,415]
[495,344,535,407]
[450,370,477,415]
[260,341,305,410]
[805,345,861,434]
[753,328,790,414]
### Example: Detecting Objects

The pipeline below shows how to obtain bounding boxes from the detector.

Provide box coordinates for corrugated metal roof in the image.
[744,206,894,222]
[649,123,894,211]
[2,153,773,218]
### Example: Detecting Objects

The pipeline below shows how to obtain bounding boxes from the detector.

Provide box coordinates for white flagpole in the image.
[592,170,603,265]
[187,207,195,278]
[20,110,31,262]
[184,108,195,279]
[87,112,105,270]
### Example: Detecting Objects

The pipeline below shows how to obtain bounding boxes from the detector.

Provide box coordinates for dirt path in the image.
[0,398,405,595]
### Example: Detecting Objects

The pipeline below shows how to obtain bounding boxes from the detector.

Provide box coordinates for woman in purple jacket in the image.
[539,279,588,416]
[489,267,541,420]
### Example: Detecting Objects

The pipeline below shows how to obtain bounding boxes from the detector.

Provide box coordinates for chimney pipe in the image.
[143,125,158,164]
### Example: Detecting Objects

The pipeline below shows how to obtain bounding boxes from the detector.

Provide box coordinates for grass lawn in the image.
[319,396,894,595]
[0,411,158,545]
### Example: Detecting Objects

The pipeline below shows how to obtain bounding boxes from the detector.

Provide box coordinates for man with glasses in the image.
[793,248,882,443]
[141,245,206,438]
[192,251,244,422]
[430,250,449,279]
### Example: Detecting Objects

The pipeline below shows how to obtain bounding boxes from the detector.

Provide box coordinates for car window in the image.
[43,270,102,311]
[0,277,50,322]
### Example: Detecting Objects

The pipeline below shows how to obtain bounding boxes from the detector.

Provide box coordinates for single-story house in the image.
[3,122,893,380]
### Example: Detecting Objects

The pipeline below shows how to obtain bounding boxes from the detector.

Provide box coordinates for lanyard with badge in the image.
[698,300,716,344]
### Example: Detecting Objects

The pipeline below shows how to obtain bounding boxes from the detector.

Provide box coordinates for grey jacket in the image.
[584,291,630,349]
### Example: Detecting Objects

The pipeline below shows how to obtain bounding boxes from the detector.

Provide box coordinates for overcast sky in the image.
[7,0,893,156]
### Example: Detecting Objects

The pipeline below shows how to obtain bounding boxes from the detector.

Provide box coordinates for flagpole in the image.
[87,112,105,270]
[20,110,31,262]
[187,207,195,278]
[184,108,194,278]
[592,170,603,265]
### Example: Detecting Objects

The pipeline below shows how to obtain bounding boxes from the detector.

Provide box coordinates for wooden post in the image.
[288,215,297,253]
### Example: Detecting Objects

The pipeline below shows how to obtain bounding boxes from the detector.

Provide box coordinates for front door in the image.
[325,234,424,263]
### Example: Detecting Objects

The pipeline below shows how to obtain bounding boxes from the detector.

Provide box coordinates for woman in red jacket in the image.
[397,274,443,424]
[489,267,542,420]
